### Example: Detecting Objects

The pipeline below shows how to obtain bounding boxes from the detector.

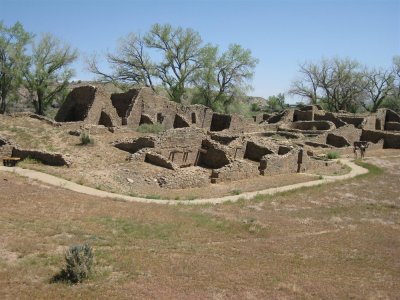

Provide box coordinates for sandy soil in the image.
[0,153,399,299]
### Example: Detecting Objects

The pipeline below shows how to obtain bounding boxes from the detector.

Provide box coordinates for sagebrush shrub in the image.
[80,132,93,145]
[52,244,94,284]
[64,244,93,283]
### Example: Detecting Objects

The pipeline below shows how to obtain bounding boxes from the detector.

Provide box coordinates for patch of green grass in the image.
[137,123,164,134]
[94,217,177,240]
[326,151,340,159]
[182,211,231,232]
[18,157,42,168]
[354,160,384,177]
[144,195,162,200]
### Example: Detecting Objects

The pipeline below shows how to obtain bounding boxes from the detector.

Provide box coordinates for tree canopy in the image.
[0,21,32,113]
[24,33,78,115]
[88,23,258,109]
[290,57,399,112]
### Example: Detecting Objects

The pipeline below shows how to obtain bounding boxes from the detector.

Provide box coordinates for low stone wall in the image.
[144,152,177,170]
[279,121,335,134]
[114,137,156,153]
[360,130,400,148]
[314,112,347,128]
[264,150,299,175]
[244,141,274,162]
[198,139,232,169]
[326,133,351,148]
[338,116,364,128]
[215,160,259,182]
[12,147,72,166]
[291,121,333,131]
[293,110,313,122]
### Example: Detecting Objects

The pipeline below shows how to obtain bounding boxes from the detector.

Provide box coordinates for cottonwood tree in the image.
[0,21,32,113]
[379,56,400,112]
[266,93,287,112]
[144,23,202,102]
[360,68,394,112]
[290,58,367,112]
[89,23,258,108]
[24,34,77,115]
[289,62,320,104]
[89,24,203,103]
[87,33,155,90]
[193,44,258,112]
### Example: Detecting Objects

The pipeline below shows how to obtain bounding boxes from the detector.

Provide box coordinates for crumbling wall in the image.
[244,141,274,162]
[55,86,97,122]
[338,116,364,128]
[361,130,400,148]
[210,113,232,131]
[116,127,207,167]
[362,115,377,130]
[113,137,155,153]
[385,109,400,123]
[263,150,300,175]
[12,147,71,166]
[214,160,259,183]
[55,86,120,127]
[314,112,346,128]
[173,114,190,128]
[210,133,239,145]
[326,133,351,148]
[293,110,313,121]
[98,111,114,127]
[0,137,14,157]
[197,139,232,169]
[386,122,400,131]
[291,121,333,131]
[139,114,155,125]
[144,152,177,170]
[111,89,139,122]
[267,109,294,124]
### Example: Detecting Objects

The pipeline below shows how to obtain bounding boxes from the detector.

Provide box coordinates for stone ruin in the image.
[55,85,258,133]
[3,84,400,189]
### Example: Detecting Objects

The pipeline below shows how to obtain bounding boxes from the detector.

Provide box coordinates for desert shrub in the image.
[80,132,93,145]
[52,244,94,284]
[326,151,340,159]
[137,123,164,134]
[231,189,242,195]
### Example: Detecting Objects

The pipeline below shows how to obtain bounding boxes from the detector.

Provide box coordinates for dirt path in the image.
[0,158,368,205]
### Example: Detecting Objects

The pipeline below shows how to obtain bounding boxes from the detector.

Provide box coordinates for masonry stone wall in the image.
[314,112,346,128]
[215,160,259,182]
[385,122,400,131]
[326,133,351,148]
[293,110,313,121]
[198,139,232,169]
[12,147,71,166]
[360,130,400,148]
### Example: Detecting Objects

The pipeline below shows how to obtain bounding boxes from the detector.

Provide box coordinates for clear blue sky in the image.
[2,0,399,103]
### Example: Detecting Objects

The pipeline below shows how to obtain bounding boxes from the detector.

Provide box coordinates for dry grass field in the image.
[0,153,399,299]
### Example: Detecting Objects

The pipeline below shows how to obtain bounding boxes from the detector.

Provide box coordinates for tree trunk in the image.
[37,90,44,115]
[0,90,8,114]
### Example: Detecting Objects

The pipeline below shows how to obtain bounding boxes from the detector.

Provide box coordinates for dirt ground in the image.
[0,152,399,299]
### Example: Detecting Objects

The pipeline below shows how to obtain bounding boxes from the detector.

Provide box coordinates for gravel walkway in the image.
[0,159,368,205]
